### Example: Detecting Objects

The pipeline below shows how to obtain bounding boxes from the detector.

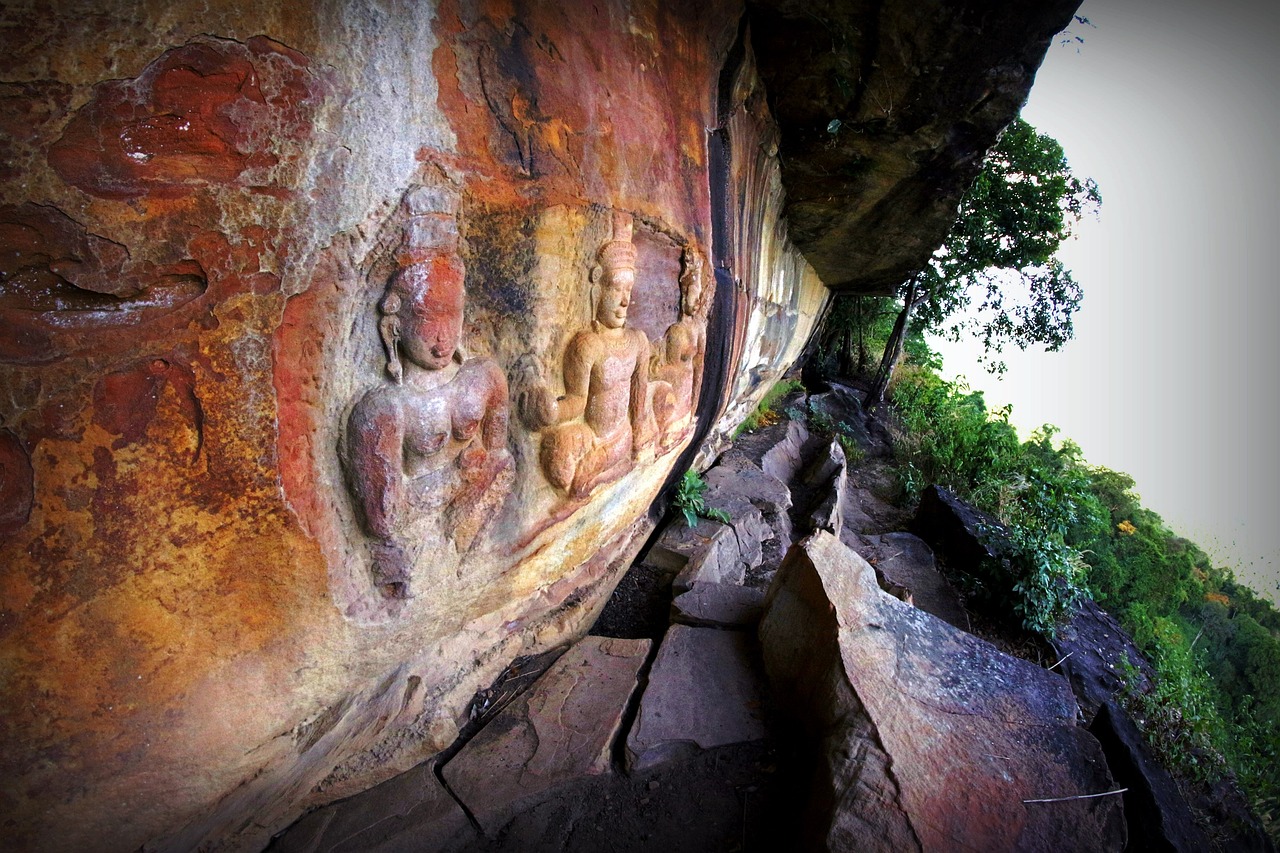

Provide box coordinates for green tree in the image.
[858,118,1100,406]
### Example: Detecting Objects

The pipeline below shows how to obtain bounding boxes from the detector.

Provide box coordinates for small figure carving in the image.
[521,211,654,500]
[346,253,513,599]
[650,245,710,453]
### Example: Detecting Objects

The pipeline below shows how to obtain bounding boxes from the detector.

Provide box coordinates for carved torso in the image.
[573,327,648,440]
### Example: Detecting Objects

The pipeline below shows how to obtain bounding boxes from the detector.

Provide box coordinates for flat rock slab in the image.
[443,636,650,834]
[672,583,766,629]
[270,760,474,853]
[626,625,768,771]
[759,531,1126,853]
[855,532,968,631]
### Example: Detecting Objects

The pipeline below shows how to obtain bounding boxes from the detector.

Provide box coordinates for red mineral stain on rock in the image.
[47,37,315,200]
[91,356,203,460]
[0,429,34,534]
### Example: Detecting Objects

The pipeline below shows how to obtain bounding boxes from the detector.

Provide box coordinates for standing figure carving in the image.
[345,249,513,600]
[650,245,710,453]
[521,211,653,500]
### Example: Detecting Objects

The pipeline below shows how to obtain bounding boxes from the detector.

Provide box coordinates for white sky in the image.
[932,0,1280,604]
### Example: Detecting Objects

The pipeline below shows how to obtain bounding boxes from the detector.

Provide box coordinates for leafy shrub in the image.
[673,469,730,528]
[888,369,1095,637]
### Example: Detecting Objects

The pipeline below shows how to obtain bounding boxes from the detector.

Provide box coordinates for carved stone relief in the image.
[650,245,710,453]
[518,211,656,501]
[343,189,514,600]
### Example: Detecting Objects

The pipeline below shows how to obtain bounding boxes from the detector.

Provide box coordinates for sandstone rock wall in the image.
[0,2,827,850]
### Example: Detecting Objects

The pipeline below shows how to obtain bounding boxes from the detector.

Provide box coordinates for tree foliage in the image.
[887,365,1280,838]
[916,118,1101,372]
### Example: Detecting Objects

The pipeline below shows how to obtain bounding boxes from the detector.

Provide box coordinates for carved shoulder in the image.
[565,330,605,366]
[624,327,651,355]
[456,355,508,392]
[349,386,404,438]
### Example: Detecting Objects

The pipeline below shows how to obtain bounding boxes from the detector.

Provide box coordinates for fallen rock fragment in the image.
[671,583,766,629]
[442,636,650,834]
[646,517,747,591]
[626,624,768,771]
[269,760,474,853]
[759,531,1126,852]
[711,448,788,548]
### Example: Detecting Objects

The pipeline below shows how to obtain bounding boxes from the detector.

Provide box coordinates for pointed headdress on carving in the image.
[597,210,636,274]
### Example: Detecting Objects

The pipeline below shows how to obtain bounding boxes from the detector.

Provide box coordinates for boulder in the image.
[759,531,1126,852]
[911,484,1011,571]
[702,466,777,569]
[760,419,812,485]
[646,517,747,591]
[705,455,794,554]
[625,625,769,771]
[1052,598,1155,718]
[671,583,766,629]
[442,636,650,834]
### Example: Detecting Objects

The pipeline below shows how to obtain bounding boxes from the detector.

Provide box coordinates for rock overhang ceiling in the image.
[747,0,1083,294]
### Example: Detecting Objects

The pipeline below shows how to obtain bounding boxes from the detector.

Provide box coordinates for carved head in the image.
[592,211,637,330]
[380,255,466,380]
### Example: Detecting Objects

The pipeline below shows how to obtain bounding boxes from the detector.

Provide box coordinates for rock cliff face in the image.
[0,1,1071,850]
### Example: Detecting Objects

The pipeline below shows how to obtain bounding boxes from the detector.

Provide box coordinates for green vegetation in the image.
[886,364,1280,838]
[733,378,805,436]
[672,469,730,528]
[804,405,865,466]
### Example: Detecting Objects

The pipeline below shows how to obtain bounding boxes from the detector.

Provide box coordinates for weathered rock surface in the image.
[912,483,1012,570]
[650,518,749,592]
[805,437,848,536]
[626,625,768,771]
[1052,598,1155,718]
[672,583,766,629]
[443,636,650,834]
[854,532,968,631]
[759,531,1126,852]
[269,761,474,853]
[706,449,795,554]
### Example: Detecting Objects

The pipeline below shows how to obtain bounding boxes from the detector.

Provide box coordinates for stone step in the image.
[625,624,769,772]
[671,582,766,629]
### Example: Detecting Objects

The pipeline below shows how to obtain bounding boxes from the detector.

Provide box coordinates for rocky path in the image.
[269,381,1129,853]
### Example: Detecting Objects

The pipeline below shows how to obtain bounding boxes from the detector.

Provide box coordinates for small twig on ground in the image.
[1023,787,1127,804]
[1047,651,1073,671]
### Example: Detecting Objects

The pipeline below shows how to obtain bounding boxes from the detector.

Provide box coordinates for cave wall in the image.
[0,1,828,850]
